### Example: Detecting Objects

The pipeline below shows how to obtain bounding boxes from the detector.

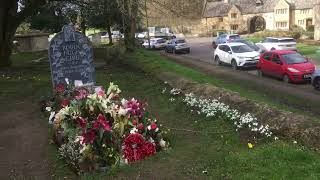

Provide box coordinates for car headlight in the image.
[288,68,300,73]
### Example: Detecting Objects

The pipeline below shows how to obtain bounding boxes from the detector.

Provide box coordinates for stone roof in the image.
[202,0,319,18]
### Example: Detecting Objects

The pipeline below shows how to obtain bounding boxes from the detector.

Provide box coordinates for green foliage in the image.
[26,3,69,33]
[253,30,302,39]
[307,25,315,32]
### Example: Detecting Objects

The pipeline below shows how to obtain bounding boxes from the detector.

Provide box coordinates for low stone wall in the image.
[158,71,320,148]
[14,33,49,52]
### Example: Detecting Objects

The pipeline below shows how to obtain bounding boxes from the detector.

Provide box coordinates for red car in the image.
[257,50,315,83]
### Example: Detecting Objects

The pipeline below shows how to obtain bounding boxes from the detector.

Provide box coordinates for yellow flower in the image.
[248,143,254,149]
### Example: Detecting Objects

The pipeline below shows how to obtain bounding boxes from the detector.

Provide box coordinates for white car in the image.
[142,38,167,49]
[214,43,260,70]
[256,37,297,51]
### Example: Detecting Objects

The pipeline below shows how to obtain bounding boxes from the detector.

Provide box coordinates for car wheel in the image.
[314,77,320,90]
[231,60,238,70]
[271,47,276,50]
[173,48,176,54]
[283,74,290,83]
[186,49,190,54]
[214,56,221,65]
[165,48,168,53]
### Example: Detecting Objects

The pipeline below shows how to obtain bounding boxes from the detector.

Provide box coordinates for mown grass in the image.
[3,51,320,179]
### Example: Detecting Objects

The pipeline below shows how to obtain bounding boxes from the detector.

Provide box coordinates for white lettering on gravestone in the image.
[48,25,95,87]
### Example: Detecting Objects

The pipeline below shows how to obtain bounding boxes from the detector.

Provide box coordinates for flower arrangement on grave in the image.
[41,81,169,173]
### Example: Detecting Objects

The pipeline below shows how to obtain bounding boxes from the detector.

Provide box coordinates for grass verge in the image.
[121,49,320,120]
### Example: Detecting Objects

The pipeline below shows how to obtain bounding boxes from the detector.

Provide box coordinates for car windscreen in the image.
[229,35,240,40]
[157,39,166,43]
[231,45,254,53]
[279,39,296,43]
[234,40,259,51]
[176,40,186,44]
[281,53,307,64]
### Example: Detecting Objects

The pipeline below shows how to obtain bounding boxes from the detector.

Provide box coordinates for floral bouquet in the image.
[42,81,169,173]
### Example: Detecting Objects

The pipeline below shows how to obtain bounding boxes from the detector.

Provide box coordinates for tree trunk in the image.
[106,23,113,45]
[0,1,19,67]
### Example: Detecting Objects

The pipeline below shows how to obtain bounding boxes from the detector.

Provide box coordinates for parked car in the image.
[311,70,320,90]
[231,39,262,53]
[257,50,315,83]
[142,38,167,49]
[165,38,190,54]
[256,37,297,51]
[112,31,122,39]
[212,34,241,49]
[214,42,260,70]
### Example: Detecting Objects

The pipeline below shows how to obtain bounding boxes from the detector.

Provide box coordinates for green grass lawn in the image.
[2,51,320,179]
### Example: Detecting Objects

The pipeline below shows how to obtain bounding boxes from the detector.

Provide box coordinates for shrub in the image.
[94,44,126,63]
[253,30,301,39]
[306,25,315,32]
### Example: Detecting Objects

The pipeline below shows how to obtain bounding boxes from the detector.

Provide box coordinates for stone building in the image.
[202,0,320,34]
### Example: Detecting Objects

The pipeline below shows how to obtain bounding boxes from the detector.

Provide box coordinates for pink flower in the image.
[76,117,87,129]
[97,89,105,97]
[93,114,111,131]
[55,83,65,93]
[75,89,88,100]
[61,99,70,107]
[125,99,144,117]
[137,123,144,130]
[82,130,96,144]
[151,122,157,130]
[132,119,138,126]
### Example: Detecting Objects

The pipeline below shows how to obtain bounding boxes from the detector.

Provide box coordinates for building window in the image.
[231,13,237,18]
[301,9,310,14]
[230,24,238,30]
[298,20,305,26]
[212,25,217,30]
[219,17,223,22]
[276,9,288,14]
[276,22,288,28]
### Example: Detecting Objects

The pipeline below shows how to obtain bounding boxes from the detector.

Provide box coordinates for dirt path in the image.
[0,101,51,179]
[161,52,320,116]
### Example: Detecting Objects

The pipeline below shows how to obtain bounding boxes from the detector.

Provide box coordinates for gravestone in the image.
[49,25,95,87]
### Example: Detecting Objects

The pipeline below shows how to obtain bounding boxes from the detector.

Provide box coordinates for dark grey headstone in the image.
[49,25,95,87]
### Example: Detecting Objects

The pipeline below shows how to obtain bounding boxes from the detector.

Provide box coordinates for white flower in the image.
[45,107,52,112]
[121,98,127,106]
[118,107,128,116]
[147,125,151,130]
[293,140,297,144]
[130,127,138,134]
[274,136,279,140]
[155,128,159,132]
[159,139,166,148]
[65,78,69,85]
[149,137,155,143]
[48,112,56,124]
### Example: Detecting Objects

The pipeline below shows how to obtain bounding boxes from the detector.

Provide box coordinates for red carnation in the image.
[61,99,70,107]
[123,133,146,162]
[82,130,96,144]
[142,142,156,157]
[55,83,65,93]
[150,122,157,130]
